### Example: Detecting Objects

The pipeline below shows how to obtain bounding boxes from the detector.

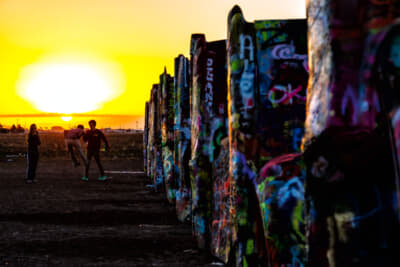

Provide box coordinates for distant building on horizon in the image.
[51,126,64,132]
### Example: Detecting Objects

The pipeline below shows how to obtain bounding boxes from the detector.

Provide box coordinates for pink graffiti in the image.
[268,84,306,105]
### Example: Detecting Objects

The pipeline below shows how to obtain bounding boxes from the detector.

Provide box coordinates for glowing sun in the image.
[18,61,124,114]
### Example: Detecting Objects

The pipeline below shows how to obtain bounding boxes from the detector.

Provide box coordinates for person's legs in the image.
[84,150,94,179]
[93,151,105,177]
[31,153,39,182]
[66,139,79,166]
[26,152,32,181]
[27,152,38,181]
[74,140,88,167]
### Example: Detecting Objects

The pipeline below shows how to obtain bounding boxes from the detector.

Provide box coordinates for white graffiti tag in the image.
[271,44,308,72]
[240,35,255,61]
[239,34,256,117]
[205,58,214,116]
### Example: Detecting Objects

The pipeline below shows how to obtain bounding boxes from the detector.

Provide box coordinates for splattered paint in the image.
[142,3,400,267]
[227,5,308,266]
[160,69,176,203]
[227,6,263,266]
[203,39,231,262]
[189,34,213,249]
[254,19,308,161]
[211,138,233,263]
[174,57,181,208]
[254,18,308,267]
[256,153,305,267]
[175,55,192,223]
[144,101,149,176]
[304,1,400,266]
[154,83,164,191]
[148,84,163,190]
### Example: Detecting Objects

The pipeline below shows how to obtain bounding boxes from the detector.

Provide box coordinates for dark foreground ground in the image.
[0,158,220,266]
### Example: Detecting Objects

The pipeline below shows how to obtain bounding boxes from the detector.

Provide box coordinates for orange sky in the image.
[0,0,306,118]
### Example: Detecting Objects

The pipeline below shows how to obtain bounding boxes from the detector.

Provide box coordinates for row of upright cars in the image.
[144,2,400,266]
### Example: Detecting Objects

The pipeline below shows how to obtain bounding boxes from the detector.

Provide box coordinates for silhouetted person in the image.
[26,124,40,184]
[64,125,87,167]
[82,120,109,181]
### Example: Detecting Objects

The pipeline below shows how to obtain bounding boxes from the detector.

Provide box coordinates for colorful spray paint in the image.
[175,55,192,223]
[202,39,231,263]
[189,34,213,249]
[304,1,400,266]
[226,5,309,266]
[256,153,305,267]
[173,57,181,212]
[147,86,155,180]
[148,84,163,190]
[227,6,263,266]
[211,138,232,263]
[144,101,149,176]
[160,69,176,202]
[254,18,308,267]
[375,22,400,223]
[144,6,308,265]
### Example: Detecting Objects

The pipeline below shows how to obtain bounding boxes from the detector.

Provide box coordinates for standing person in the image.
[64,125,87,167]
[26,124,40,184]
[82,120,110,181]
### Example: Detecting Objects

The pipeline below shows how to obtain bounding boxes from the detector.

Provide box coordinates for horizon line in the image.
[0,113,144,118]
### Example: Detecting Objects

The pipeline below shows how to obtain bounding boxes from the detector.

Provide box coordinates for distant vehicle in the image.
[10,124,25,134]
[0,128,10,134]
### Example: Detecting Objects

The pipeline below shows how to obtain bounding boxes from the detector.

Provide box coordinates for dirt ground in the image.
[0,158,221,266]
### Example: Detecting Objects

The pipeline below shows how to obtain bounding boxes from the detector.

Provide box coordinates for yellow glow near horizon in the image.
[0,0,306,118]
[17,59,125,114]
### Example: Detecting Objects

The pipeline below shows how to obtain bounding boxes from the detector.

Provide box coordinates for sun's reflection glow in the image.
[61,116,72,122]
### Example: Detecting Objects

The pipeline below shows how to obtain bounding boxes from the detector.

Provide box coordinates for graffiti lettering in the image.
[271,44,308,71]
[239,34,256,106]
[240,58,256,118]
[207,58,214,81]
[240,34,254,61]
[268,84,306,105]
[240,73,255,95]
[272,44,307,61]
[205,58,214,116]
[163,149,173,174]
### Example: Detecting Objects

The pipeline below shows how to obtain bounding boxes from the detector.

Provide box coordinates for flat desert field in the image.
[0,133,215,266]
[0,132,144,160]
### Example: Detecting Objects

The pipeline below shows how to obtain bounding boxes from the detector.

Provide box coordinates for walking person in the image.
[82,120,110,181]
[64,125,87,167]
[26,124,40,184]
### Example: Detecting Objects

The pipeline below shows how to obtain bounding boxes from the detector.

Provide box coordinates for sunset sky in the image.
[0,0,305,127]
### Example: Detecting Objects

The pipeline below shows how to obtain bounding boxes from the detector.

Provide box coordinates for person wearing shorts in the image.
[64,125,87,167]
